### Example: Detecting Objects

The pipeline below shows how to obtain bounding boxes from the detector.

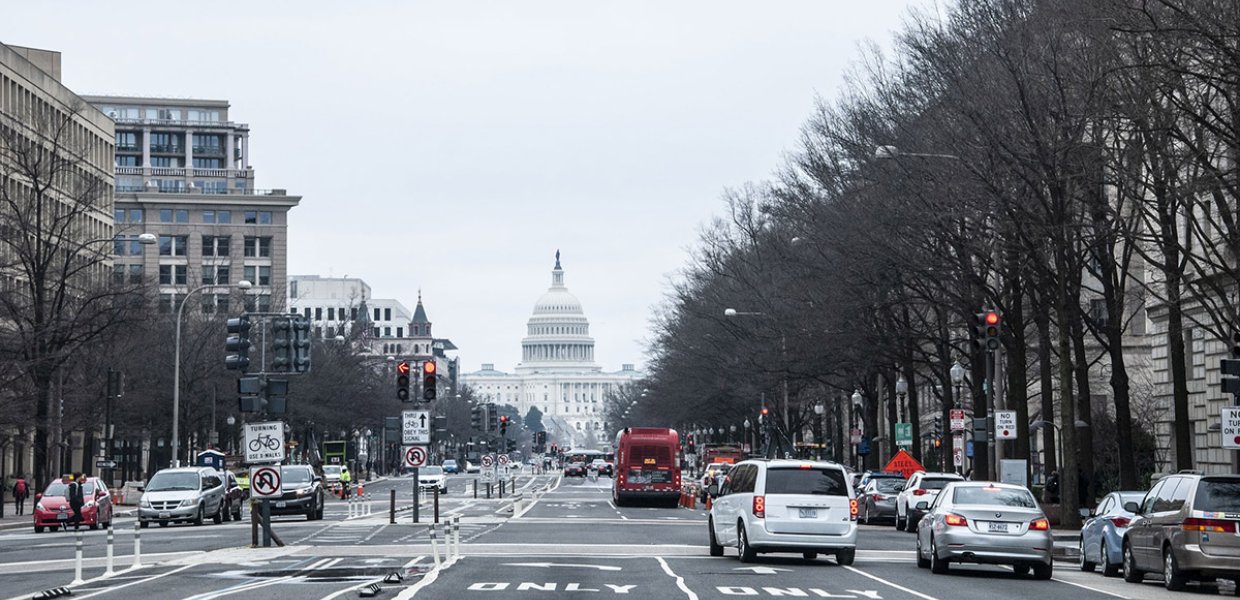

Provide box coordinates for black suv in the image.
[268,465,326,521]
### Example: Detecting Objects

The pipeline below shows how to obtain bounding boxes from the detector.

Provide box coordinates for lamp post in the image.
[724,308,789,449]
[895,376,908,423]
[950,361,966,474]
[743,419,752,455]
[171,279,252,468]
[814,400,826,460]
[851,389,863,470]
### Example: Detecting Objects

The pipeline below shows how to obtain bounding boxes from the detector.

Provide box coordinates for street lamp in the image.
[895,375,908,423]
[851,389,863,469]
[171,279,252,467]
[814,400,826,460]
[873,145,962,161]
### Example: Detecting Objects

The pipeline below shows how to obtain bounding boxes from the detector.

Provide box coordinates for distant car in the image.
[465,460,480,474]
[322,465,343,491]
[915,481,1052,578]
[234,471,251,499]
[34,476,113,533]
[443,460,460,474]
[564,462,587,477]
[222,471,245,521]
[859,477,906,525]
[856,471,904,494]
[418,466,448,494]
[896,472,964,531]
[1079,490,1144,577]
[137,466,228,528]
[591,459,613,477]
[1122,473,1240,590]
[267,465,325,521]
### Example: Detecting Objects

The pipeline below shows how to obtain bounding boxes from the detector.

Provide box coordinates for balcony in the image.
[116,144,140,152]
[150,145,184,154]
[192,146,224,155]
[113,117,249,130]
[151,167,187,176]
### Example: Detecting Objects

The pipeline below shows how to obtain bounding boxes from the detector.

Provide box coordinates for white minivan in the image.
[708,459,858,564]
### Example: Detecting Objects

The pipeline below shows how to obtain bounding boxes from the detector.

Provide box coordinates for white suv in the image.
[895,471,963,531]
[707,459,858,564]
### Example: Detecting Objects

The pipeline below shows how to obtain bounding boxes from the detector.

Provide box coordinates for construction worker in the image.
[340,466,352,499]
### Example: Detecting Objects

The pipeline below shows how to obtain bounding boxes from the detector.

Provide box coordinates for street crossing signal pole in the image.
[1221,332,1240,472]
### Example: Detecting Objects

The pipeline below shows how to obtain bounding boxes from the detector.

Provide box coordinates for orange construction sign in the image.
[882,450,925,478]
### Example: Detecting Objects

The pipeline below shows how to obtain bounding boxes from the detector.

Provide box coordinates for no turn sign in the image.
[1222,407,1240,450]
[250,465,282,498]
[498,454,510,465]
[480,455,494,469]
[995,410,1018,439]
[403,445,428,468]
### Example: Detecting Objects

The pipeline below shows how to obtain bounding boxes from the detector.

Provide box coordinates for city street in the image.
[1,471,1232,600]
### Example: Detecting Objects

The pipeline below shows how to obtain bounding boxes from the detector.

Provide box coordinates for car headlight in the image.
[85,501,95,508]
[179,498,197,507]
[140,499,151,508]
[296,487,309,497]
[35,502,45,511]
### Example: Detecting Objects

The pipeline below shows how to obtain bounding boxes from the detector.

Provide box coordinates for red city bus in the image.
[613,427,681,507]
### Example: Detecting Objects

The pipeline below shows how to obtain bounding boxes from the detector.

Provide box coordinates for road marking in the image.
[733,566,793,574]
[504,562,622,571]
[655,556,699,600]
[1050,576,1131,599]
[843,565,939,600]
[67,564,196,600]
[395,555,457,599]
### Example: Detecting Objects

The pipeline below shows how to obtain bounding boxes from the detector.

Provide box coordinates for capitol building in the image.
[462,253,642,448]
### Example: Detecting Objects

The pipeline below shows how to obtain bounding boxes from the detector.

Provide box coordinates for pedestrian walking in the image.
[67,473,86,530]
[12,474,29,515]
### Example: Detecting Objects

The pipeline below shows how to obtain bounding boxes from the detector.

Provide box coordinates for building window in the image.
[193,158,222,169]
[384,308,392,321]
[303,307,311,319]
[112,235,145,256]
[116,155,139,167]
[257,295,271,312]
[244,210,273,225]
[149,132,182,153]
[115,132,137,151]
[243,236,272,258]
[158,235,188,256]
[201,235,230,257]
[372,327,380,338]
[327,307,335,321]
[127,264,143,284]
[159,209,188,223]
[159,293,175,313]
[201,264,230,285]
[192,134,223,154]
[384,327,392,337]
[243,265,272,286]
[113,208,144,224]
[351,308,358,320]
[211,210,232,223]
[159,264,187,285]
[150,156,182,168]
[396,327,403,338]
[315,307,323,321]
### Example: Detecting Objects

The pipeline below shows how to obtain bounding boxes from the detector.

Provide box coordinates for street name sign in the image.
[95,460,117,469]
[244,421,285,464]
[402,410,430,445]
[1223,407,1240,450]
[995,411,1018,439]
[895,423,912,448]
[950,409,967,432]
[403,446,428,468]
[250,465,282,498]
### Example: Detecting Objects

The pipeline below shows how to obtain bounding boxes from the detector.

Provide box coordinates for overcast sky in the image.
[4,1,935,372]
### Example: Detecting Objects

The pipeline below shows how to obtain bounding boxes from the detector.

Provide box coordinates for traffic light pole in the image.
[986,349,997,482]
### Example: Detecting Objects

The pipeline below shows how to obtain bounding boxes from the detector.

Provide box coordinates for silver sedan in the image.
[915,481,1054,579]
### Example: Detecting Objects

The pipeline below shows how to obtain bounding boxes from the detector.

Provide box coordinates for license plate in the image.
[56,513,68,520]
[987,521,1010,533]
[275,501,287,508]
[798,508,818,519]
[157,512,170,519]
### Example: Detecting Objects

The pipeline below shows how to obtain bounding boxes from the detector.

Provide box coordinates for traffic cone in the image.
[357,483,364,497]
[705,495,712,510]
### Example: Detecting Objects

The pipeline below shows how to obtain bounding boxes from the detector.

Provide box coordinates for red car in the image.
[563,462,587,477]
[34,476,114,533]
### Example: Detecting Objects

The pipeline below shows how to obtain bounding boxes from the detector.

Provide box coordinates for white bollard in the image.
[132,520,142,568]
[347,495,354,518]
[428,523,441,567]
[105,522,115,576]
[453,515,461,559]
[71,530,84,585]
[366,493,372,516]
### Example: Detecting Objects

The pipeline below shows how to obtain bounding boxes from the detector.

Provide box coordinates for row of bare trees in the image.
[630,0,1240,527]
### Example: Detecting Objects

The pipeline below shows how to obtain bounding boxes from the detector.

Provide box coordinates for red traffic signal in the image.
[423,361,436,374]
[396,361,411,402]
[760,407,769,416]
[397,361,411,376]
[984,311,1000,325]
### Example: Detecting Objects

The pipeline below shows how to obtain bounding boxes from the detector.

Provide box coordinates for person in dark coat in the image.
[1045,470,1061,504]
[67,473,86,530]
[12,474,29,515]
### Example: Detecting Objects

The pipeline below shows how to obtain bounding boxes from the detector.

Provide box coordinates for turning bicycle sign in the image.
[244,421,285,464]
[403,446,428,468]
[250,465,282,498]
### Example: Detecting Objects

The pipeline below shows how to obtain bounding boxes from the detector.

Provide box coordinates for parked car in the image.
[418,466,448,494]
[591,458,614,477]
[443,459,460,474]
[138,466,228,528]
[564,462,587,477]
[857,470,904,495]
[859,477,906,525]
[915,481,1053,579]
[222,471,245,521]
[1122,473,1240,590]
[1080,490,1145,577]
[707,459,858,565]
[896,471,964,531]
[33,476,113,533]
[268,465,326,521]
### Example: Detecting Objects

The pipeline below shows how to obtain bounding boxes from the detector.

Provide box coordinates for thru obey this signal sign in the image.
[403,446,428,468]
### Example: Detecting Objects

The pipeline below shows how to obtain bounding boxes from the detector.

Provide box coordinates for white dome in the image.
[533,289,584,316]
[517,253,599,373]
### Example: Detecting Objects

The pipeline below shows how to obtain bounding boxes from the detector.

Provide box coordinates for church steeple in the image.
[412,289,431,337]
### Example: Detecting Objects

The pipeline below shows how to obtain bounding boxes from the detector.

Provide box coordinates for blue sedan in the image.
[442,460,459,474]
[1079,490,1144,576]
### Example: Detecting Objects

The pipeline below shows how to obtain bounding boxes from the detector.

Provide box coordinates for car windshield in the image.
[953,486,1038,508]
[444,460,457,466]
[146,472,199,492]
[422,467,444,476]
[920,477,960,491]
[44,481,96,496]
[875,479,906,493]
[765,467,849,496]
[1195,480,1240,512]
[282,468,313,484]
[323,466,341,476]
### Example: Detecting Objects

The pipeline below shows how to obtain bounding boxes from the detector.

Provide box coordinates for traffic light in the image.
[291,316,312,373]
[933,415,943,437]
[982,310,1001,351]
[506,439,517,453]
[1222,331,1240,395]
[499,415,509,436]
[471,405,483,429]
[487,403,498,432]
[422,361,438,401]
[396,361,412,402]
[271,316,292,372]
[225,317,251,371]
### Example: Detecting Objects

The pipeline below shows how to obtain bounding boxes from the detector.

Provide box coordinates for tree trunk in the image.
[1036,311,1057,475]
[1070,311,1096,509]
[1056,257,1081,529]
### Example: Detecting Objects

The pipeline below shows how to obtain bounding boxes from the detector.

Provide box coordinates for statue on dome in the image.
[555,249,561,269]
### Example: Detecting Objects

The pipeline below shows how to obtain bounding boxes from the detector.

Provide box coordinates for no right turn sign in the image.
[1222,407,1240,450]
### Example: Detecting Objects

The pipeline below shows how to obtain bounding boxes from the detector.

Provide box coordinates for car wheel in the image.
[916,536,930,569]
[1122,541,1144,583]
[737,523,757,563]
[896,513,906,530]
[1080,539,1096,572]
[708,518,724,557]
[1164,547,1188,591]
[930,536,949,574]
[192,505,204,526]
[1033,562,1053,580]
[34,525,44,533]
[158,521,169,527]
[1101,544,1120,577]
[802,552,818,560]
[859,504,869,525]
[212,503,224,524]
[905,513,918,532]
[139,521,149,529]
[836,547,855,566]
[1013,564,1031,577]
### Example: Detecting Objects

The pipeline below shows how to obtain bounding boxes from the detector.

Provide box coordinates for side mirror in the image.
[707,483,720,497]
[35,493,43,501]
[1124,501,1140,514]
[915,501,929,511]
[314,477,323,483]
[1087,508,1096,518]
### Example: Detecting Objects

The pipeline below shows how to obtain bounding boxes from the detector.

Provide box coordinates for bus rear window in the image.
[764,468,848,496]
[630,445,671,465]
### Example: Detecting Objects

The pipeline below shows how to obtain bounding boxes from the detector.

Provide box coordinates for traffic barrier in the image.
[105,522,115,576]
[428,523,441,567]
[133,520,142,568]
[358,483,364,497]
[71,531,84,585]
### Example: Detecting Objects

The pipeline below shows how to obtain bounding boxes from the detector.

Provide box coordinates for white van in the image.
[708,459,858,564]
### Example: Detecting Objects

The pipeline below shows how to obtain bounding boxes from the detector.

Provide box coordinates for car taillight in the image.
[944,513,968,527]
[1030,518,1050,531]
[871,493,884,501]
[850,499,858,521]
[753,495,765,518]
[1184,518,1237,533]
[913,489,928,496]
[1109,516,1131,528]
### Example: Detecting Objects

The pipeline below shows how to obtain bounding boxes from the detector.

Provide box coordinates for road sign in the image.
[244,421,285,464]
[849,428,862,445]
[480,455,495,469]
[950,409,967,432]
[952,448,963,467]
[95,460,117,469]
[995,410,1017,439]
[895,423,912,448]
[1223,407,1240,450]
[857,437,871,456]
[882,450,925,478]
[498,454,510,465]
[250,465,282,498]
[402,410,430,445]
[403,446,428,468]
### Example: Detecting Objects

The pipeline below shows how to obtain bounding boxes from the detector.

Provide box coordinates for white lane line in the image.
[655,556,699,600]
[843,565,939,600]
[1050,576,1132,599]
[58,564,195,600]
[394,555,455,599]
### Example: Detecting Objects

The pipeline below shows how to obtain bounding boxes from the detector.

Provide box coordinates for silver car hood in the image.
[142,490,199,502]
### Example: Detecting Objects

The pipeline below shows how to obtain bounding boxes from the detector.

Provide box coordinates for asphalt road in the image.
[1,471,1236,599]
